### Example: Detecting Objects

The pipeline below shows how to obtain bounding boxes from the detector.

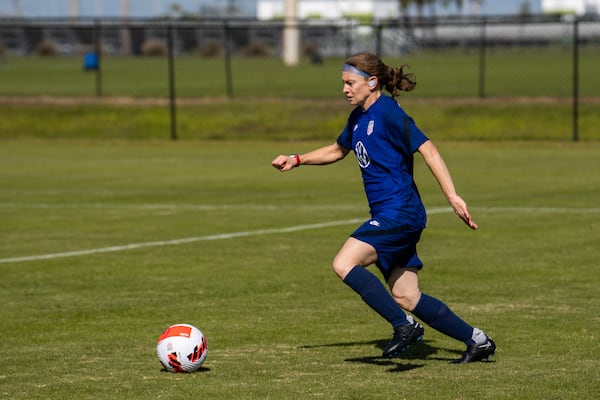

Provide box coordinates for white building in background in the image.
[257,0,399,21]
[542,0,600,14]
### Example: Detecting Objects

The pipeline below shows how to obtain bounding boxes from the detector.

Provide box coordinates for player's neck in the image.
[362,92,381,111]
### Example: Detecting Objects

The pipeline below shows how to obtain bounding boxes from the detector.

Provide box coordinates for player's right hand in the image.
[271,155,296,172]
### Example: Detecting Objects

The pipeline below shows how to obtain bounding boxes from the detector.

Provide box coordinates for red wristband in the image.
[291,153,301,167]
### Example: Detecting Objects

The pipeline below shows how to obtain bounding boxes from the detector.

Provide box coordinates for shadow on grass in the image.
[160,366,211,374]
[343,354,424,372]
[299,338,466,370]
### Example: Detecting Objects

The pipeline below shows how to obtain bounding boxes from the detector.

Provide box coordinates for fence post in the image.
[375,23,383,57]
[167,23,177,141]
[93,19,103,97]
[478,17,487,99]
[224,21,234,98]
[344,20,353,58]
[572,17,579,142]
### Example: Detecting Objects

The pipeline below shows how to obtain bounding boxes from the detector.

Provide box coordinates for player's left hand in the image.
[449,195,478,230]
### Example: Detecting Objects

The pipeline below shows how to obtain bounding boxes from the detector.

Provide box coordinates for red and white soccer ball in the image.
[156,323,208,372]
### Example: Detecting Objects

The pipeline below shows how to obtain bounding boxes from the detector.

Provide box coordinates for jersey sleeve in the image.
[384,104,429,154]
[405,116,429,153]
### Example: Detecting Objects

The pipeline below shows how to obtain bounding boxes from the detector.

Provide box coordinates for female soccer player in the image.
[271,52,495,363]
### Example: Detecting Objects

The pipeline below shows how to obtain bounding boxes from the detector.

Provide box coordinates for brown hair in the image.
[344,52,416,97]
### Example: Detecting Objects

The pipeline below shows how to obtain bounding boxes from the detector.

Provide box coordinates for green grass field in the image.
[2,48,600,142]
[1,139,599,399]
[1,47,600,98]
[0,46,599,398]
[2,98,599,141]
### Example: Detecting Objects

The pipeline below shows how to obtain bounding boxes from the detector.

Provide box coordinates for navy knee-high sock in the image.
[343,266,409,329]
[412,293,474,344]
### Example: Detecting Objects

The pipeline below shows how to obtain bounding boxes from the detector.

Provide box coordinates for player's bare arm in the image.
[418,140,478,230]
[272,142,349,171]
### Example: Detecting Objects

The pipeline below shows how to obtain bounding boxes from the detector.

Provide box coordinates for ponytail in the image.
[384,65,416,97]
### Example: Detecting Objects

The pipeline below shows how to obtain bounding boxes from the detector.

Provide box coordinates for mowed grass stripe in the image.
[3,206,598,264]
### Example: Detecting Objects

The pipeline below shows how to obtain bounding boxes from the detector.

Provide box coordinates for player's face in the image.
[342,71,372,108]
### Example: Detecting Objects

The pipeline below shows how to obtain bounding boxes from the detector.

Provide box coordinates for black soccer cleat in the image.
[382,321,424,358]
[452,336,496,364]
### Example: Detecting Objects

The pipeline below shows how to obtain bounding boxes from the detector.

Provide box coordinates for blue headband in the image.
[342,64,370,78]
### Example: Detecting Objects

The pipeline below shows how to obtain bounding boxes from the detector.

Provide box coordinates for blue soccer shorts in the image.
[350,216,424,280]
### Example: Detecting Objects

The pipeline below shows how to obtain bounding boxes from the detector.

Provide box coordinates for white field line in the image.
[0,203,367,211]
[0,218,369,264]
[1,206,598,265]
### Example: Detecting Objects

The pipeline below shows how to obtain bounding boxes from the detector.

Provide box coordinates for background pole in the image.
[167,24,177,141]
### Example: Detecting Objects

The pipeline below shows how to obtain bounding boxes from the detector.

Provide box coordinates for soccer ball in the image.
[156,323,208,372]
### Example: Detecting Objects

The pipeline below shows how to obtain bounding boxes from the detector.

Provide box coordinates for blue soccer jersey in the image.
[337,95,429,227]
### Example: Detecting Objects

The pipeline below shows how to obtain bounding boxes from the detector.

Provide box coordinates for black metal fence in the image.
[2,15,599,57]
[1,15,599,141]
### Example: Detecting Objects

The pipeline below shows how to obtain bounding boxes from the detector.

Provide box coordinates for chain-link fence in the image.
[1,15,599,140]
[3,15,598,57]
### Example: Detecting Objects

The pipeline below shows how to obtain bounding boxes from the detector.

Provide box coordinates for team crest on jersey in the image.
[367,120,374,136]
[355,141,370,168]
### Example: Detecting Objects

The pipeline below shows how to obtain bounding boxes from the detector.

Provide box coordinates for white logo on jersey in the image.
[367,120,374,136]
[353,124,358,131]
[355,141,370,168]
[369,220,380,227]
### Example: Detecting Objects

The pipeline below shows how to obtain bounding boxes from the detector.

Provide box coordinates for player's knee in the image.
[391,290,421,311]
[331,257,354,280]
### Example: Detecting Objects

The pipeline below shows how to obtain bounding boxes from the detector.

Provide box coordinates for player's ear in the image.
[368,77,378,90]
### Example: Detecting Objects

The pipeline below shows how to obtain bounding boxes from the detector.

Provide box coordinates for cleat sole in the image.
[385,335,423,358]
